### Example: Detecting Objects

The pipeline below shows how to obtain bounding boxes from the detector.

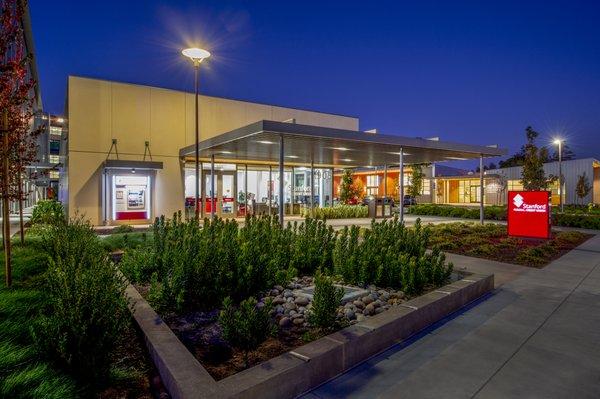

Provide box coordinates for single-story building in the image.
[61,76,506,225]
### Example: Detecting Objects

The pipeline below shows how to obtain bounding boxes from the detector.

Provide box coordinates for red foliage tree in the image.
[1,0,41,287]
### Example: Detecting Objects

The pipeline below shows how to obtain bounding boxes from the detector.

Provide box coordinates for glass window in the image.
[366,175,379,197]
[421,179,431,195]
[49,155,59,164]
[507,180,524,191]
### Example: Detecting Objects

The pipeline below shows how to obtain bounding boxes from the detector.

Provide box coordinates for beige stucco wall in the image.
[66,76,359,224]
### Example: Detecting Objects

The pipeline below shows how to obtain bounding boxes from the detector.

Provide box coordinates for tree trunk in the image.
[17,172,24,244]
[2,129,12,287]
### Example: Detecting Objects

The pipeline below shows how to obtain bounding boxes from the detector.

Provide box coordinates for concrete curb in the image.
[127,273,494,399]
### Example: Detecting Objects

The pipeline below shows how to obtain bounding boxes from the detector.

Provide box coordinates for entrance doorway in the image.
[203,170,236,217]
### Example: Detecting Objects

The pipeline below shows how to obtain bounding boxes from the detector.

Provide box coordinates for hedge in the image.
[300,204,368,219]
[409,203,600,230]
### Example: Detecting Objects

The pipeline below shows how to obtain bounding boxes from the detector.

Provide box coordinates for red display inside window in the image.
[507,191,551,239]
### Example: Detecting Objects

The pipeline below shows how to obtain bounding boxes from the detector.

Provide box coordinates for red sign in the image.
[507,191,551,239]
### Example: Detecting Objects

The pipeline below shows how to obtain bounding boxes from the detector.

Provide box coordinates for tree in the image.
[1,0,41,286]
[521,127,551,191]
[487,162,497,170]
[575,173,592,205]
[407,164,425,198]
[338,169,363,204]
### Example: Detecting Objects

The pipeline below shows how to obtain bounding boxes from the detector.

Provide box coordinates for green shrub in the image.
[301,204,368,219]
[119,246,156,283]
[219,296,275,366]
[552,213,600,230]
[307,271,344,331]
[333,218,452,294]
[113,224,135,234]
[100,231,150,252]
[409,204,507,221]
[34,218,129,381]
[30,200,65,226]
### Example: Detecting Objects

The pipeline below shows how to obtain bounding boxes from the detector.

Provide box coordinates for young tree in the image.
[521,126,551,191]
[338,169,362,204]
[407,164,425,198]
[1,0,40,286]
[575,173,592,205]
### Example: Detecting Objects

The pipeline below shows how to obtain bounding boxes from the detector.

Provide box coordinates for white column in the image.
[210,154,215,220]
[278,134,284,225]
[480,154,484,225]
[399,148,404,223]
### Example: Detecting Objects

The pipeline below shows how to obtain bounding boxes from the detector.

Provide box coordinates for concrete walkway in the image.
[302,234,600,399]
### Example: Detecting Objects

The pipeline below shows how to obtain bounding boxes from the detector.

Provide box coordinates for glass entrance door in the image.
[203,170,236,217]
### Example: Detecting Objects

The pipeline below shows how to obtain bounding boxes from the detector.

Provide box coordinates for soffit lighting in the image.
[256,140,275,145]
[341,158,353,162]
[327,146,351,151]
[446,156,468,161]
[286,155,299,159]
[388,151,411,156]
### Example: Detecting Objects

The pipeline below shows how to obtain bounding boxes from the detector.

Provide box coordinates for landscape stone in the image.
[294,297,310,306]
[279,317,291,328]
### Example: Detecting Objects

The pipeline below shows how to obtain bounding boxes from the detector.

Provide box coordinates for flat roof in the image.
[180,120,507,167]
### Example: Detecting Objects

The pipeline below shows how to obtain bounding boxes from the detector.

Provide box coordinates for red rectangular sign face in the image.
[507,191,551,239]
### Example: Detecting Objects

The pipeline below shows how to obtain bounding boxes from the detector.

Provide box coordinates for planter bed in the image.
[428,223,593,267]
[127,272,492,399]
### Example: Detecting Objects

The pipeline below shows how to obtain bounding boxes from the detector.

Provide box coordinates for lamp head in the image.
[182,47,211,63]
[553,138,562,145]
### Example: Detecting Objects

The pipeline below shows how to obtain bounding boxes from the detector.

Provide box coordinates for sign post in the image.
[507,191,551,239]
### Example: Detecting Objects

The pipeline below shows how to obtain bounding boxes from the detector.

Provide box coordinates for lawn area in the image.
[0,236,159,398]
[428,222,592,267]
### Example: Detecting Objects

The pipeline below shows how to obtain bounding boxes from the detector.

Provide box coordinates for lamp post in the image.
[553,139,563,213]
[182,47,211,219]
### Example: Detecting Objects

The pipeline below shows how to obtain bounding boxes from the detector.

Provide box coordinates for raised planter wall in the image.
[126,273,494,399]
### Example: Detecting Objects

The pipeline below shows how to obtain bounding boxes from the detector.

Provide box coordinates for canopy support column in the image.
[399,148,404,223]
[279,134,284,226]
[480,154,484,225]
[210,154,215,220]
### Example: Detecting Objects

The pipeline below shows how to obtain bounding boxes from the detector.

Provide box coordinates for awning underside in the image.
[180,120,507,167]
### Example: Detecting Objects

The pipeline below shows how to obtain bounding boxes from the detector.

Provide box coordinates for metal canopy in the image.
[104,160,163,170]
[179,120,507,167]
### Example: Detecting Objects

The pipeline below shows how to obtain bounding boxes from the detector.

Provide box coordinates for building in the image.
[63,76,505,225]
[484,158,600,206]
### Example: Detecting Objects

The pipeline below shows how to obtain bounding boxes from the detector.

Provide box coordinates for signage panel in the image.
[507,191,551,239]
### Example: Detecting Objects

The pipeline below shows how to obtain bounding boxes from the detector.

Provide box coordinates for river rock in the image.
[345,309,356,320]
[353,300,365,309]
[362,295,374,305]
[279,317,291,328]
[294,296,310,306]
[363,303,375,316]
[293,317,305,326]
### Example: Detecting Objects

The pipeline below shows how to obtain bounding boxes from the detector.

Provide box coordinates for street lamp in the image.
[182,47,211,219]
[553,138,563,213]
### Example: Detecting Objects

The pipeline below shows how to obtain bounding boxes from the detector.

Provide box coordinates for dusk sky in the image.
[30,0,600,166]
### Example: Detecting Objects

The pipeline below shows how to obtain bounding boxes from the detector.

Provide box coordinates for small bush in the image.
[552,213,600,230]
[113,224,135,234]
[219,296,275,366]
[301,204,368,219]
[35,218,129,381]
[30,200,65,226]
[307,271,344,331]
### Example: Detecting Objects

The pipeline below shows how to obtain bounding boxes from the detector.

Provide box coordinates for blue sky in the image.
[30,0,600,166]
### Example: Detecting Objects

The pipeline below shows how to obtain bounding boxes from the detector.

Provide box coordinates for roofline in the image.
[487,157,600,172]
[67,75,359,120]
[179,120,508,159]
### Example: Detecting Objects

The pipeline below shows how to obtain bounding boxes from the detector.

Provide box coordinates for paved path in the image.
[302,234,600,399]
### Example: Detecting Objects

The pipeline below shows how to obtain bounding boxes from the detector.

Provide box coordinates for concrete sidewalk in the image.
[302,235,600,399]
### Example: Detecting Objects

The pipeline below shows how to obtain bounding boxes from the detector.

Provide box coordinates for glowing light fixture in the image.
[256,140,275,145]
[181,47,211,63]
[553,138,562,145]
[286,155,299,159]
[446,156,468,161]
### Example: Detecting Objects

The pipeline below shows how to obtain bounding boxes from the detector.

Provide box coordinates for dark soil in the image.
[164,310,315,381]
